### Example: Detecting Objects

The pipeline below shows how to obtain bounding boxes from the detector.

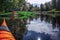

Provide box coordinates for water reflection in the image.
[0,13,60,40]
[37,37,41,40]
[23,31,51,40]
[24,14,60,40]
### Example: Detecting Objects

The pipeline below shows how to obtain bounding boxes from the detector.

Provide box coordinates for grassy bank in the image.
[17,11,35,19]
[40,11,60,18]
[0,11,35,19]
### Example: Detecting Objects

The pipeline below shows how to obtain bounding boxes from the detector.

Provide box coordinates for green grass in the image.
[0,11,35,19]
[17,11,35,19]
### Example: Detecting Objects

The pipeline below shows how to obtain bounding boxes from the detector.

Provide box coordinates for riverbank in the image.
[17,11,35,19]
[0,11,35,19]
[41,11,60,18]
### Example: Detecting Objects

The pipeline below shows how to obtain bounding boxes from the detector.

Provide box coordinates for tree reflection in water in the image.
[24,13,60,40]
[0,13,60,40]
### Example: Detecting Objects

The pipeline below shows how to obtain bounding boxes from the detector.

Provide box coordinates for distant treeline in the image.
[40,0,60,11]
[0,0,60,12]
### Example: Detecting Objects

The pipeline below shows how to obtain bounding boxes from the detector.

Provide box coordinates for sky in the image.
[26,0,51,4]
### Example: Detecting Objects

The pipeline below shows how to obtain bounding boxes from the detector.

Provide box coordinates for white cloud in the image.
[26,0,51,4]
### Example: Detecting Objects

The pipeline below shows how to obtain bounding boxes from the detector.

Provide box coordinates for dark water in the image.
[0,18,27,40]
[0,13,60,40]
[23,14,60,40]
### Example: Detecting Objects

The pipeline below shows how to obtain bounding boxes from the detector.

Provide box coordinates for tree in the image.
[47,2,52,10]
[0,0,5,12]
[52,0,56,9]
[40,4,44,11]
[44,3,50,11]
[56,0,60,10]
[0,0,26,12]
[28,4,33,11]
[18,0,26,11]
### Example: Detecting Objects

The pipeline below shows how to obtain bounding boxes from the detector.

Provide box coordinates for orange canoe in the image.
[0,19,15,40]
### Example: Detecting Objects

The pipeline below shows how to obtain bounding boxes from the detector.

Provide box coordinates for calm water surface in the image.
[0,13,60,40]
[23,14,60,40]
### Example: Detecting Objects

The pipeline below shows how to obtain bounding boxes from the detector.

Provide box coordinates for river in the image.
[23,14,60,40]
[0,13,60,40]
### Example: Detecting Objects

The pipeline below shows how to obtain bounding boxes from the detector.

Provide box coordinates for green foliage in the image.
[0,0,26,12]
[0,11,35,19]
[17,11,35,19]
